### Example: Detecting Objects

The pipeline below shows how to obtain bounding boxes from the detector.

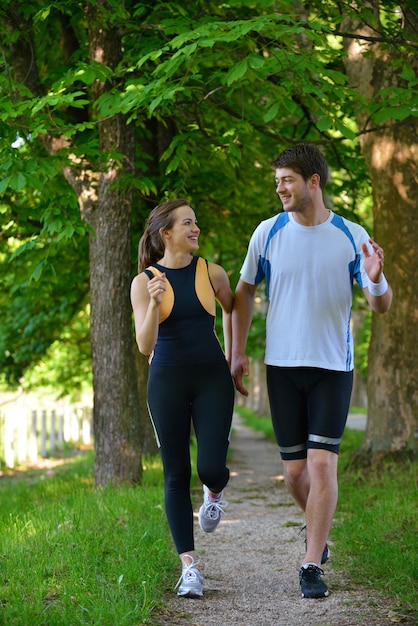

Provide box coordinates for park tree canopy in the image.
[0,0,417,483]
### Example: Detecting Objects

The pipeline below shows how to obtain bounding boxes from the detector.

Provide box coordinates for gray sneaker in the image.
[175,560,203,598]
[198,485,227,533]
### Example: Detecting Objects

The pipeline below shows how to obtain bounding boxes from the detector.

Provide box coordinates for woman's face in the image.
[163,205,200,251]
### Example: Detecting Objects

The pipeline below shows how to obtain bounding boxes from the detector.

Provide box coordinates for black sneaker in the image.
[299,564,329,598]
[321,543,331,565]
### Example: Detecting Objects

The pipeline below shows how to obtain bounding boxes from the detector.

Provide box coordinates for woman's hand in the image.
[147,273,166,304]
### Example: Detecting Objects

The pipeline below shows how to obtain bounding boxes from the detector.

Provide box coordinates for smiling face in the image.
[274,167,315,214]
[163,204,200,252]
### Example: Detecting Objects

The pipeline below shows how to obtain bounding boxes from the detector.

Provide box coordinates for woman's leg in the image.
[192,360,235,493]
[147,365,195,555]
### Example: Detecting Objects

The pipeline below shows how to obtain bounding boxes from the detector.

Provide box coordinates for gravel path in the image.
[155,415,409,626]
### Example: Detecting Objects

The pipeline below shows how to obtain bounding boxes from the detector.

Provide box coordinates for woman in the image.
[131,199,235,597]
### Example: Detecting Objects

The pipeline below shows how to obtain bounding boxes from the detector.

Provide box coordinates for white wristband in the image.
[368,274,388,297]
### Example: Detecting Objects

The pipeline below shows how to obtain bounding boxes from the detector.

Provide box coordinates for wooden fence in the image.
[0,396,93,469]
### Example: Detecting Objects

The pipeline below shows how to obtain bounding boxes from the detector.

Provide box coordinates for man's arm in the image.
[362,239,393,314]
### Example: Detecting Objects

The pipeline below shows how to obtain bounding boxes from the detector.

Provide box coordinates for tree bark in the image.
[134,349,158,457]
[84,1,143,484]
[343,2,418,460]
[7,0,152,483]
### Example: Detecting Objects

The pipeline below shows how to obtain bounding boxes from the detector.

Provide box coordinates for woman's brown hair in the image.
[137,199,191,272]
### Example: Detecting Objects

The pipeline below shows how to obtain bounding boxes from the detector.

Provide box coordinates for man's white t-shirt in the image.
[239,210,371,372]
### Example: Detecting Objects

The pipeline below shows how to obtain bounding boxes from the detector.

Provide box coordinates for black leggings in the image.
[147,360,234,554]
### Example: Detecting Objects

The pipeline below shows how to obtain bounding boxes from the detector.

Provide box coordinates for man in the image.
[231,143,392,599]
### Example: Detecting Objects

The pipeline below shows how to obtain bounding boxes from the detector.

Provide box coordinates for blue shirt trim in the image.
[255,213,289,299]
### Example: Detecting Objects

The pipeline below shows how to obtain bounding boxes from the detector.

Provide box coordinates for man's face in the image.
[274,167,312,213]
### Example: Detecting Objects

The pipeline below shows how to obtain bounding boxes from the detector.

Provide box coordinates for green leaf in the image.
[335,120,357,140]
[57,225,76,242]
[165,155,180,174]
[373,106,416,124]
[30,261,44,282]
[0,176,11,194]
[248,53,265,70]
[317,117,333,131]
[282,97,298,115]
[229,142,241,160]
[74,64,112,85]
[33,6,51,23]
[226,59,248,86]
[263,103,280,123]
[148,94,163,115]
[9,172,26,191]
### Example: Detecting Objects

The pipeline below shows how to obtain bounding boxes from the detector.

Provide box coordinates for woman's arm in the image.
[208,262,234,363]
[130,272,166,355]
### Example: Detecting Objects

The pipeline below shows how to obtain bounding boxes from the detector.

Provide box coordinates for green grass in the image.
[348,405,368,414]
[1,416,416,624]
[235,405,418,620]
[235,405,277,441]
[334,431,417,617]
[0,449,177,625]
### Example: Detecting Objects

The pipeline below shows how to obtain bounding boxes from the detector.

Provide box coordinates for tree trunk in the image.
[88,176,143,485]
[343,2,418,460]
[361,122,418,458]
[8,0,148,483]
[84,1,143,484]
[134,349,158,457]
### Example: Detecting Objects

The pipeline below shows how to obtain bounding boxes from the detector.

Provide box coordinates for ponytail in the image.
[137,199,190,272]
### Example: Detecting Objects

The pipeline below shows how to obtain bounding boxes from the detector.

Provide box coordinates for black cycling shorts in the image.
[266,366,354,460]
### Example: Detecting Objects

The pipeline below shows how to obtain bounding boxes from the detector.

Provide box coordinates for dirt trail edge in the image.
[155,414,407,626]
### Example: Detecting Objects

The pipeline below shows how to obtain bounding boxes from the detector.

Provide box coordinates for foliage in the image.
[0,234,90,391]
[0,130,90,389]
[0,0,416,396]
[353,301,372,382]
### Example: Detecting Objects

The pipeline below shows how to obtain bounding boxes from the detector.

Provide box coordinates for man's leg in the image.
[283,449,338,566]
[282,458,309,511]
[303,449,338,566]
